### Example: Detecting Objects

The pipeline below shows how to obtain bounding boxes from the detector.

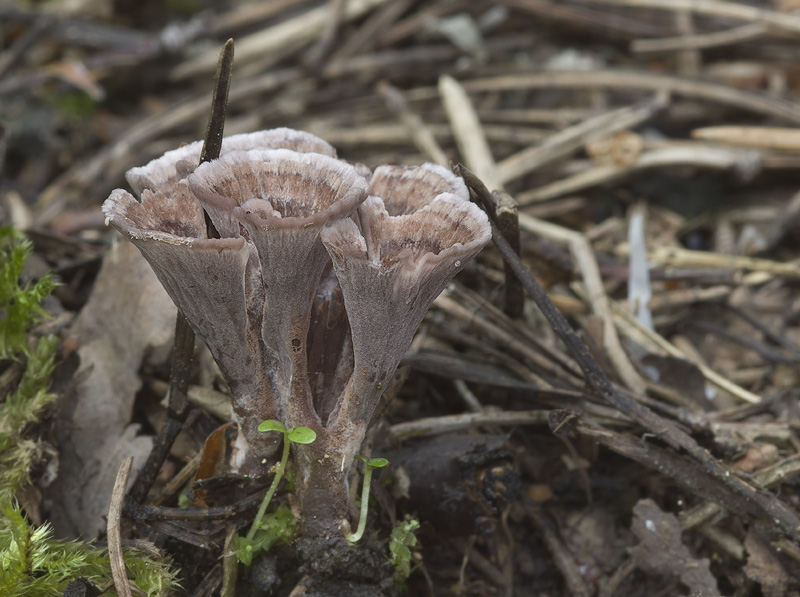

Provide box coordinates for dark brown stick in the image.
[199,39,235,167]
[490,190,524,318]
[128,40,234,505]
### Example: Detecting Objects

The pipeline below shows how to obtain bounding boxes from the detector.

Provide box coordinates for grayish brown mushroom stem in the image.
[293,422,364,535]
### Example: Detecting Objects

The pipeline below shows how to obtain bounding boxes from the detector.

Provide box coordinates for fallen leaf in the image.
[744,530,790,597]
[48,242,176,538]
[629,499,719,597]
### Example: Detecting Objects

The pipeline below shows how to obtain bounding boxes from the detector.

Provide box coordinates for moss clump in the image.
[0,225,180,595]
[389,518,420,583]
[0,333,58,505]
[0,500,109,597]
[0,226,56,362]
[0,500,180,597]
[0,225,59,503]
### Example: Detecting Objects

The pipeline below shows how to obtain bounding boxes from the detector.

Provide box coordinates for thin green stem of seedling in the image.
[346,456,389,543]
[244,420,316,543]
[247,426,292,541]
[246,433,289,542]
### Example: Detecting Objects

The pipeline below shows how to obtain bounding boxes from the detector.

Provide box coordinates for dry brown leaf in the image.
[744,530,790,597]
[48,242,176,538]
[629,499,719,597]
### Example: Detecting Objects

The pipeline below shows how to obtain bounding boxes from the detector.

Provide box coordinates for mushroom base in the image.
[291,434,387,584]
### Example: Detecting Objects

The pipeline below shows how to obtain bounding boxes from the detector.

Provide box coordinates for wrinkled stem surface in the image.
[293,425,363,536]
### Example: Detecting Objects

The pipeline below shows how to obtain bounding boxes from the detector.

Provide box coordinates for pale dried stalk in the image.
[579,0,800,35]
[221,526,238,597]
[496,93,667,184]
[378,81,449,166]
[210,0,308,36]
[307,121,546,148]
[171,0,391,80]
[388,409,550,441]
[477,107,594,125]
[333,0,415,58]
[517,143,761,204]
[456,71,800,125]
[615,243,800,280]
[645,285,731,312]
[672,9,701,77]
[693,126,800,151]
[107,456,133,597]
[439,74,504,192]
[632,22,766,53]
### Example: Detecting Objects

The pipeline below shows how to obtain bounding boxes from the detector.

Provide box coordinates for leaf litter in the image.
[2,0,800,594]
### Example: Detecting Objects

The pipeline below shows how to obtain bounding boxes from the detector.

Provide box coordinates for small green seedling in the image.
[345,456,390,544]
[389,518,420,581]
[243,504,296,562]
[235,420,316,565]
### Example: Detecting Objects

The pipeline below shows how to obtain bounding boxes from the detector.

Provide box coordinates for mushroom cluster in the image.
[103,128,491,544]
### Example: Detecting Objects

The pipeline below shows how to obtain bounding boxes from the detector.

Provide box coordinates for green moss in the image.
[0,226,59,503]
[0,334,58,503]
[0,501,109,597]
[0,226,56,361]
[0,225,180,595]
[123,546,181,596]
[0,501,180,596]
[237,504,298,566]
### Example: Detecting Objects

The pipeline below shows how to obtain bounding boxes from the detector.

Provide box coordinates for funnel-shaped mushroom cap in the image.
[104,179,207,241]
[188,148,370,399]
[188,147,368,241]
[369,163,469,216]
[102,188,269,396]
[102,187,276,455]
[320,192,490,423]
[125,128,337,204]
